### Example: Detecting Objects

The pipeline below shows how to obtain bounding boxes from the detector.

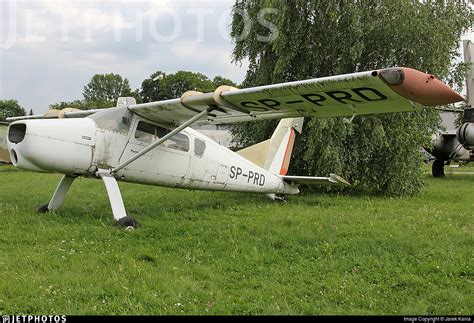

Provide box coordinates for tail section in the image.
[237,118,304,175]
[237,118,351,199]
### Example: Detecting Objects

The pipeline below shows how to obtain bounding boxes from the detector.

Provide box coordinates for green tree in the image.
[0,100,26,121]
[49,100,96,111]
[158,71,216,100]
[230,0,472,196]
[140,71,237,102]
[212,76,237,88]
[83,73,135,105]
[140,71,166,103]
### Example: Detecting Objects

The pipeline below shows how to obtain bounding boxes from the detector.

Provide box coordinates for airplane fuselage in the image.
[6,109,298,196]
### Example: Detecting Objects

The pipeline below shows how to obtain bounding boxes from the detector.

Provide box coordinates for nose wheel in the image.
[37,175,76,213]
[36,203,50,213]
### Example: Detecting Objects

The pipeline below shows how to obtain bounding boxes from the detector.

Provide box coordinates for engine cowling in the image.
[457,122,474,150]
[7,119,96,174]
[429,133,468,160]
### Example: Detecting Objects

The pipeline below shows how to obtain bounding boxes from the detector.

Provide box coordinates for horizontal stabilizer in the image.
[282,174,351,187]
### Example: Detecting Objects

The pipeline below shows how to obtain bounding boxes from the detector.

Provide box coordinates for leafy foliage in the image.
[49,100,112,111]
[0,99,26,121]
[49,74,143,111]
[212,76,237,88]
[230,0,472,196]
[140,71,237,102]
[140,71,167,103]
[83,73,137,105]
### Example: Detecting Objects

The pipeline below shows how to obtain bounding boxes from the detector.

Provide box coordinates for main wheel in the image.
[432,159,445,178]
[116,216,139,230]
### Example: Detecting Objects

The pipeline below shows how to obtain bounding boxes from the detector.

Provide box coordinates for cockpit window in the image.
[88,107,132,134]
[134,121,189,152]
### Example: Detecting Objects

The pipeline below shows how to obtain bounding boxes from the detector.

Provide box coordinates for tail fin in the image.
[237,118,304,175]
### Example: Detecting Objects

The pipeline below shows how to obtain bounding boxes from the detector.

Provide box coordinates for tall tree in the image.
[230,0,472,196]
[158,71,216,100]
[83,73,135,105]
[212,76,237,88]
[140,71,237,102]
[0,100,26,121]
[141,71,166,103]
[49,100,95,111]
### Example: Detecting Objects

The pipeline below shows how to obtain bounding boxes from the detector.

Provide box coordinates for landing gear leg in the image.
[37,175,76,213]
[432,159,445,178]
[267,193,287,203]
[97,170,138,230]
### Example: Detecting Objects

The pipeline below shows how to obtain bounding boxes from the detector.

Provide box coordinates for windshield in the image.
[88,107,132,134]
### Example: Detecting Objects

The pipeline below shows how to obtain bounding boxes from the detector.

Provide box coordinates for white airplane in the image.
[6,67,463,229]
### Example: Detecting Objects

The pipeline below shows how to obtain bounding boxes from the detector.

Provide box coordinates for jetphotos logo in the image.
[1,316,66,323]
[0,0,280,50]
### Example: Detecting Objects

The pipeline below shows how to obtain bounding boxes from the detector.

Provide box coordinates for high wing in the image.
[6,67,463,125]
[128,67,463,126]
[7,109,102,122]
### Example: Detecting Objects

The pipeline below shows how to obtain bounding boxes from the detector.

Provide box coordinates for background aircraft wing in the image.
[128,67,463,126]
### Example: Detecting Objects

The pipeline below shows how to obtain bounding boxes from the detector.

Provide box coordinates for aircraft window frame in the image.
[194,139,206,157]
[134,120,190,153]
[88,107,132,135]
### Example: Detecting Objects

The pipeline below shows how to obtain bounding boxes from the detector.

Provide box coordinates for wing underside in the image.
[6,67,463,126]
[128,67,463,126]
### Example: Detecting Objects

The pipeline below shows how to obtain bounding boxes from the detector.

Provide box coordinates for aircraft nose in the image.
[7,119,96,174]
[8,123,25,166]
[7,122,47,172]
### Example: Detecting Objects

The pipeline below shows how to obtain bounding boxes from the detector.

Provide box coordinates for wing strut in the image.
[112,107,214,173]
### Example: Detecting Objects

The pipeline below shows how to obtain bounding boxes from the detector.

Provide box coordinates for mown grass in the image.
[0,165,472,315]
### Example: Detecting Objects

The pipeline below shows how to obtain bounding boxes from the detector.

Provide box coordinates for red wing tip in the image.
[379,67,465,106]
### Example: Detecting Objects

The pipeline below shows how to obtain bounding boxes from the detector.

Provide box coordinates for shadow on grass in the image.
[43,189,275,226]
[0,165,23,173]
[426,174,474,182]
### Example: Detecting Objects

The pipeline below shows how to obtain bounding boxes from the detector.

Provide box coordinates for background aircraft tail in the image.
[0,123,11,164]
[237,118,304,175]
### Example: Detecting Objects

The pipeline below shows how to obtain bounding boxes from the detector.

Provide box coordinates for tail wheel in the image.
[432,159,445,178]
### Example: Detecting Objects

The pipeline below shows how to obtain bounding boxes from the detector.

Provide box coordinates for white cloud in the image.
[0,0,247,113]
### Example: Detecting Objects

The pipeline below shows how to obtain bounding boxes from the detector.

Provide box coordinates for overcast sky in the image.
[0,0,250,114]
[0,0,472,114]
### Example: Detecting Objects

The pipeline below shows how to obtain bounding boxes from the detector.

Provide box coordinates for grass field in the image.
[0,165,472,315]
